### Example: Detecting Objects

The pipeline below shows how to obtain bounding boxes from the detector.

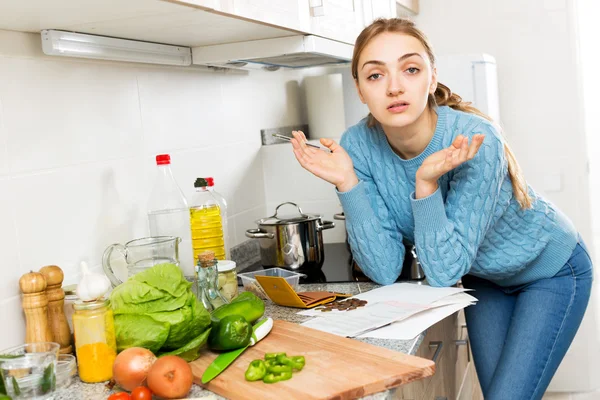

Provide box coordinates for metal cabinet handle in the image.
[428,341,443,363]
[455,325,471,363]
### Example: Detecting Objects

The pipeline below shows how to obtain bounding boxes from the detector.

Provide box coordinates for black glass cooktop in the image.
[237,242,382,285]
[237,242,426,285]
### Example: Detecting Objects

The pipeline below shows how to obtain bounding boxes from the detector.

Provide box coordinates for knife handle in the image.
[250,317,273,346]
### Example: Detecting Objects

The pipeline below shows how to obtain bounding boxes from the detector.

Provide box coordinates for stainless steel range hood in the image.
[191,35,353,70]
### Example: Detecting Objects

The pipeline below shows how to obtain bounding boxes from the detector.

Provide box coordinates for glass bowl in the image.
[56,354,76,389]
[0,342,60,400]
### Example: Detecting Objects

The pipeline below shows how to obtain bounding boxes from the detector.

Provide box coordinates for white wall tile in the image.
[261,140,340,205]
[0,179,21,301]
[0,57,143,174]
[11,157,148,284]
[137,68,225,154]
[0,96,8,176]
[0,296,25,349]
[231,205,268,246]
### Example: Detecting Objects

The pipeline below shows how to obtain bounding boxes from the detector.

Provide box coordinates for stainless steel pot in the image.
[245,202,335,271]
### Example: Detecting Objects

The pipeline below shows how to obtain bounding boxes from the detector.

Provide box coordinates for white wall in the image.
[415,0,599,392]
[0,29,310,349]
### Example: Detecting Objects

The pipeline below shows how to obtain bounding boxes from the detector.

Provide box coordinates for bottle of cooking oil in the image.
[189,178,226,261]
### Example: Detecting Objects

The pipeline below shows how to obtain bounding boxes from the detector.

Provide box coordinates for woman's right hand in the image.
[290,130,359,192]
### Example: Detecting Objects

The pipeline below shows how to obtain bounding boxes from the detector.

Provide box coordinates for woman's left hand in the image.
[415,134,485,198]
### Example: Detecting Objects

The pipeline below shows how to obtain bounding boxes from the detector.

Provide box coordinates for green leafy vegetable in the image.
[110,263,211,358]
[40,363,55,394]
[11,376,20,396]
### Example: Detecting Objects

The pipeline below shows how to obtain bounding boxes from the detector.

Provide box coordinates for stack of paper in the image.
[298,283,477,339]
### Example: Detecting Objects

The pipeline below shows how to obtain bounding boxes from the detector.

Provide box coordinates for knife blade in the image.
[201,317,273,384]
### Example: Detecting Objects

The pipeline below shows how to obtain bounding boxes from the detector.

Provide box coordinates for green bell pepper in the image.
[264,352,286,360]
[207,315,252,351]
[279,355,305,371]
[211,291,265,324]
[263,371,293,384]
[245,360,267,382]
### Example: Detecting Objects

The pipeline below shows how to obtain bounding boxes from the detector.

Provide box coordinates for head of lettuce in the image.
[110,263,211,359]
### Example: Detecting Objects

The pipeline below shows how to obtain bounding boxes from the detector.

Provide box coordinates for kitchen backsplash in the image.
[0,29,350,348]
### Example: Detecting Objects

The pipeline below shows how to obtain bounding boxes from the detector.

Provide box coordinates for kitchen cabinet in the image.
[395,311,483,400]
[396,0,419,16]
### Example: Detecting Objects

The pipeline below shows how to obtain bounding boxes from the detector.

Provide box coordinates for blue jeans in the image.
[462,237,593,400]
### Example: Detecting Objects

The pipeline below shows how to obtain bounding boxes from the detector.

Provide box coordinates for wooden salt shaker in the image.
[19,271,54,345]
[39,265,73,354]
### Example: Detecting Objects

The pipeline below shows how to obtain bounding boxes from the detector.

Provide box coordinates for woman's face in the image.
[355,32,437,129]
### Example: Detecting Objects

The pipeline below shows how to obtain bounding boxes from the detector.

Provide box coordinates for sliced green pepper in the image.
[263,371,293,384]
[289,355,306,371]
[267,363,292,374]
[245,360,267,382]
[264,352,286,360]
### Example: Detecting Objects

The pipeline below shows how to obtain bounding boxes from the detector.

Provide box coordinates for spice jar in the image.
[217,260,238,302]
[72,297,117,383]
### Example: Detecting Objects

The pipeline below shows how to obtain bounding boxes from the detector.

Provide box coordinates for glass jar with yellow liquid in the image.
[189,178,228,261]
[72,298,117,383]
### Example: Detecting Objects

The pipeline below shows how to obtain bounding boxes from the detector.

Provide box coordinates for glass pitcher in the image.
[102,236,181,287]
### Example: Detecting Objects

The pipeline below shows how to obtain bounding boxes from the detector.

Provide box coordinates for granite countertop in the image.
[53,281,426,400]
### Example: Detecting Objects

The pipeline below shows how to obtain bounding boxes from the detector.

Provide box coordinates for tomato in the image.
[107,392,131,400]
[131,387,152,400]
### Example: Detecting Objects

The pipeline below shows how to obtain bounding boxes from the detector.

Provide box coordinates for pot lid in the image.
[257,202,322,225]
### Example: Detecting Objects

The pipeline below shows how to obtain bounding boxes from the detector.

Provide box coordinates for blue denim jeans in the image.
[461,236,593,400]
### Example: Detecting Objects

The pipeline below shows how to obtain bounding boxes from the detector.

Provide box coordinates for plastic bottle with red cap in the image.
[147,154,194,276]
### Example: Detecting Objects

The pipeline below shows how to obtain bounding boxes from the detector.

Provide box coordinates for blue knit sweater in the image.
[337,106,578,287]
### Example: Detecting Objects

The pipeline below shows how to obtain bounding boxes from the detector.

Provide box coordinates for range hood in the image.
[191,35,353,70]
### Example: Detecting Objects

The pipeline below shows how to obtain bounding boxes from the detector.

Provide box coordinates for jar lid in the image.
[73,297,110,311]
[217,260,236,272]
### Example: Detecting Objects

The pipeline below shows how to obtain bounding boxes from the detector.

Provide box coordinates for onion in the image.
[147,355,193,399]
[113,347,157,391]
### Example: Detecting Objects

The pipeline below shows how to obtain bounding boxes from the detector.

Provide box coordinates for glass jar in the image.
[72,298,117,383]
[197,250,229,312]
[217,260,238,302]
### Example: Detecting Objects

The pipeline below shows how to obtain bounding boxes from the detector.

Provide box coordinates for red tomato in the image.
[107,393,131,400]
[131,387,152,400]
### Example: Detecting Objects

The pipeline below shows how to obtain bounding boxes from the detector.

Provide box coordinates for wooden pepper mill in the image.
[39,265,73,354]
[19,271,54,345]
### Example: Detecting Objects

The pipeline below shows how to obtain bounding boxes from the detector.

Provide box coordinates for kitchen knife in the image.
[201,317,274,384]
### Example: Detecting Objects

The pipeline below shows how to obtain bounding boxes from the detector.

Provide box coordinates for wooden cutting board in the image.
[189,320,435,400]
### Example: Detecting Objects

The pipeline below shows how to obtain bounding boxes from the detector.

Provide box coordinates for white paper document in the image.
[357,302,473,340]
[298,283,478,338]
[300,300,429,337]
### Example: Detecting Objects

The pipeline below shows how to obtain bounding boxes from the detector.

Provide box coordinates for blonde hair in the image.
[351,18,532,209]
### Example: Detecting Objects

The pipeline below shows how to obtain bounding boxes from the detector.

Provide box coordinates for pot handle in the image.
[317,220,335,231]
[245,228,275,239]
[333,213,345,220]
[272,202,308,219]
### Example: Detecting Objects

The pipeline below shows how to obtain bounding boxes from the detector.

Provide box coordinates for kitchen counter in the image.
[54,282,426,400]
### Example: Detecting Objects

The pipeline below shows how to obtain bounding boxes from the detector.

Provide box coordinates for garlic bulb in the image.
[76,261,112,301]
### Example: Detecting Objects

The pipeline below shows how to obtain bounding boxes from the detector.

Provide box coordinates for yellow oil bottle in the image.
[189,178,226,261]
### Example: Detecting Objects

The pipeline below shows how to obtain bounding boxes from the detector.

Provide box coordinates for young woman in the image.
[290,18,593,400]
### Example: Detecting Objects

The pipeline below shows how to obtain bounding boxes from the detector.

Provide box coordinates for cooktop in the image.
[237,242,375,285]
